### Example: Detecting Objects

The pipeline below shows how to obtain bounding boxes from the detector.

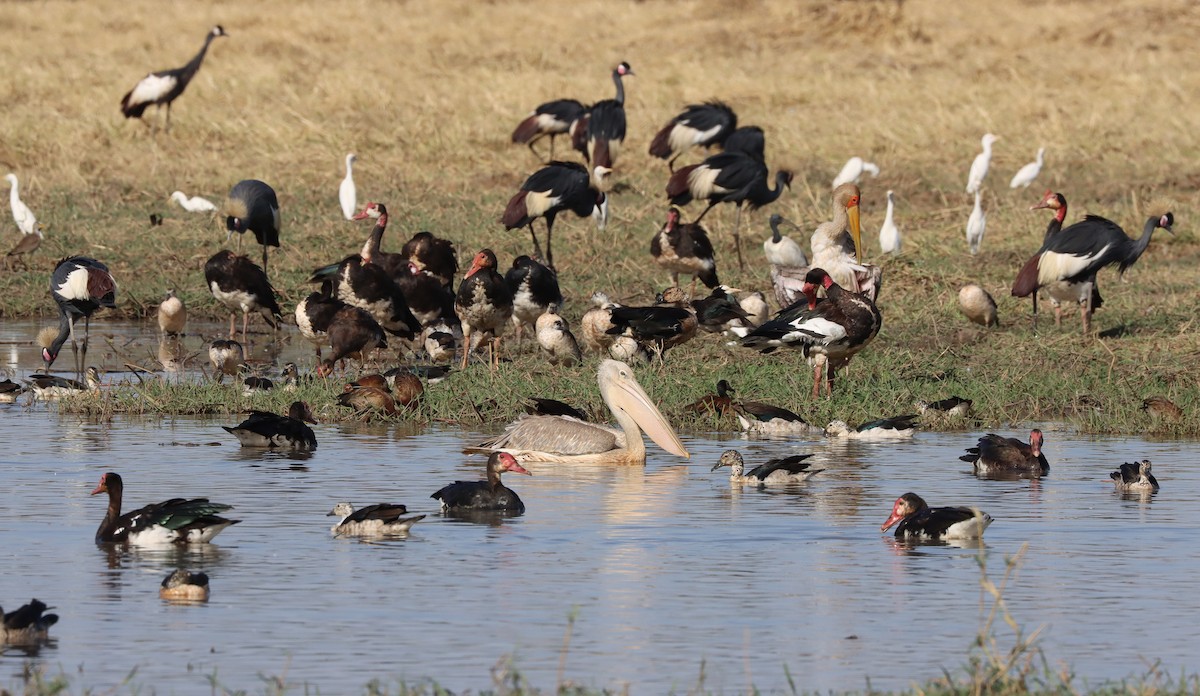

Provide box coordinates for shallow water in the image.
[1,392,1196,693]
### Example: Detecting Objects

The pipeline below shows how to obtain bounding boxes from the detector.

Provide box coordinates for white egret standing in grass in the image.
[339,154,357,220]
[1009,147,1045,189]
[170,191,217,213]
[879,190,900,254]
[832,157,879,188]
[966,191,986,255]
[965,133,999,194]
[6,173,36,235]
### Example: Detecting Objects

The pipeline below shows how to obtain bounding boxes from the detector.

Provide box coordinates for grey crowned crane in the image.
[512,99,588,162]
[665,148,792,270]
[505,255,563,343]
[203,250,281,343]
[584,62,634,169]
[120,25,228,130]
[455,249,514,370]
[225,179,280,276]
[742,267,881,400]
[1012,190,1173,334]
[650,206,719,290]
[721,126,766,161]
[502,160,608,270]
[43,257,117,376]
[648,101,738,172]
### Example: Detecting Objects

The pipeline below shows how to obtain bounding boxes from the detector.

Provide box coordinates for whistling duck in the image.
[959,283,998,327]
[684,379,736,416]
[524,397,587,421]
[204,250,281,343]
[432,452,532,513]
[224,179,280,276]
[455,249,514,370]
[881,492,993,540]
[222,401,318,450]
[90,472,239,545]
[0,378,25,403]
[742,268,882,399]
[157,289,187,336]
[666,147,793,270]
[43,256,117,375]
[339,154,357,220]
[1010,147,1045,189]
[386,364,450,385]
[649,100,737,171]
[650,207,719,290]
[337,385,397,417]
[512,98,588,161]
[735,400,822,436]
[385,370,424,409]
[400,230,459,288]
[960,429,1049,475]
[1110,459,1159,492]
[241,374,273,396]
[502,161,609,269]
[25,367,101,399]
[536,304,582,366]
[468,360,689,465]
[832,157,880,187]
[826,415,918,440]
[160,569,210,601]
[328,502,426,537]
[916,396,973,418]
[763,214,807,268]
[120,25,227,130]
[712,450,823,485]
[171,190,217,213]
[1,599,58,643]
[965,133,999,194]
[810,184,878,299]
[506,255,563,342]
[317,305,388,377]
[580,291,621,356]
[208,339,243,384]
[1141,396,1183,422]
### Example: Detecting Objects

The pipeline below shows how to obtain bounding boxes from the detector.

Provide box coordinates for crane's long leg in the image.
[732,203,746,271]
[166,102,172,131]
[693,202,719,223]
[544,217,556,271]
[526,223,545,265]
[261,244,269,280]
[1082,283,1093,336]
[547,134,555,162]
[1031,292,1039,332]
[79,316,91,379]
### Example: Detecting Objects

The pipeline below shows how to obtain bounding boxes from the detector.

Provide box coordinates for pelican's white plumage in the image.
[170,191,217,213]
[966,191,986,255]
[879,190,900,255]
[832,157,880,188]
[1009,147,1045,189]
[965,133,998,194]
[339,154,357,220]
[6,173,36,235]
[468,359,689,464]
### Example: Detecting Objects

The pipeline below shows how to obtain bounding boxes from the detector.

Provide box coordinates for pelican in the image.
[467,359,689,464]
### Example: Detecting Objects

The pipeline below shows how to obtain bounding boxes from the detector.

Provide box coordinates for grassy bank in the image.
[2,0,1199,434]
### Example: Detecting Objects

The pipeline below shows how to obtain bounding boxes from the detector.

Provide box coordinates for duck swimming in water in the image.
[432,452,531,513]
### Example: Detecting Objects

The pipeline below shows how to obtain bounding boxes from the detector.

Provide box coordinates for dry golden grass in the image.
[2,0,1199,431]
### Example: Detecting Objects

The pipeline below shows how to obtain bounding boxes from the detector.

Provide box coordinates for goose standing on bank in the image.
[90,472,240,545]
[536,304,582,366]
[6,173,36,235]
[157,289,187,335]
[43,257,117,375]
[204,250,281,343]
[339,154,357,220]
[505,255,563,342]
[959,283,999,327]
[965,133,999,194]
[455,249,514,370]
[401,230,460,288]
[651,206,719,290]
[468,359,689,464]
[648,100,737,172]
[225,179,281,276]
[208,339,243,384]
[120,25,228,129]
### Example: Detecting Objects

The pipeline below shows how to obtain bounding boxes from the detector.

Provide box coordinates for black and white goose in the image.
[880,492,993,540]
[224,179,281,276]
[400,230,459,288]
[1110,459,1159,493]
[204,250,281,343]
[650,206,719,290]
[455,249,514,370]
[120,25,228,129]
[742,267,881,399]
[505,255,563,342]
[43,257,117,374]
[825,415,918,440]
[223,401,318,450]
[90,472,240,545]
[649,101,738,171]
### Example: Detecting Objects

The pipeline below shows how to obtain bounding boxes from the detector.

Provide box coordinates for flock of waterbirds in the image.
[0,23,1180,650]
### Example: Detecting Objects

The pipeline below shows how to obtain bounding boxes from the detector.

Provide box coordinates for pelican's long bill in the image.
[601,360,690,459]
